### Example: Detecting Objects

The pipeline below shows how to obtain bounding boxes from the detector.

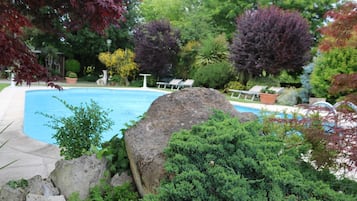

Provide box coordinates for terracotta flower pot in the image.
[65,77,78,84]
[260,93,278,104]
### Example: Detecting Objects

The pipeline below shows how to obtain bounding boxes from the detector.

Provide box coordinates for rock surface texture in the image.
[0,175,60,201]
[124,87,256,196]
[49,154,107,200]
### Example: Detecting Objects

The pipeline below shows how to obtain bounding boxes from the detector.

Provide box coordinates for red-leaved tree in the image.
[0,0,126,85]
[319,2,357,52]
[230,6,312,83]
[133,20,180,79]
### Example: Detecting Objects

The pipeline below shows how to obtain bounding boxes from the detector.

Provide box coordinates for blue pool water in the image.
[24,88,166,144]
[24,88,262,144]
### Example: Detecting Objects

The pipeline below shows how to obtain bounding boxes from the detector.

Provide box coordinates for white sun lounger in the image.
[229,85,267,101]
[167,79,183,90]
[178,79,194,89]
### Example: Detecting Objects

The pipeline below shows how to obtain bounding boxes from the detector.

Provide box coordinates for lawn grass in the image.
[0,83,10,92]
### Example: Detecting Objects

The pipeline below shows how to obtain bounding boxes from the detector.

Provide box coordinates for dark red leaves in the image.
[319,2,357,51]
[230,6,312,78]
[133,20,180,78]
[0,0,127,85]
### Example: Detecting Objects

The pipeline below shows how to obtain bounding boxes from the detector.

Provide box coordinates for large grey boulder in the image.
[125,87,256,196]
[27,176,59,196]
[0,184,26,201]
[49,154,107,200]
[110,171,133,187]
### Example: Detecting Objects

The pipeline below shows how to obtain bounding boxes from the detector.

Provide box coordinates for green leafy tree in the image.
[310,47,357,99]
[271,0,338,43]
[143,111,357,201]
[139,0,217,43]
[39,97,114,160]
[138,0,337,43]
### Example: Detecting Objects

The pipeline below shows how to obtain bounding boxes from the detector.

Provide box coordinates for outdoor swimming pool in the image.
[24,88,262,144]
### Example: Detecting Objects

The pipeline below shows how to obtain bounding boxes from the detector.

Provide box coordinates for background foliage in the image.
[318,2,357,52]
[310,47,357,99]
[98,48,138,86]
[193,61,235,89]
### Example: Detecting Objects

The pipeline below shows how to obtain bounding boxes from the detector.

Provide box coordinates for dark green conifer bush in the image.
[143,111,357,201]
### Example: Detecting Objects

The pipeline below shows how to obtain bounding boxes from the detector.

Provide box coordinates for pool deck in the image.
[0,81,355,186]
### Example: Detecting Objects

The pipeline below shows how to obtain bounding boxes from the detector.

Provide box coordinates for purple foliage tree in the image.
[230,6,312,83]
[133,20,180,78]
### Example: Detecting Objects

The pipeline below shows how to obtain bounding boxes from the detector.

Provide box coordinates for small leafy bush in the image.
[66,71,78,78]
[68,181,139,201]
[193,61,234,89]
[143,111,357,201]
[223,81,245,93]
[39,96,114,159]
[99,135,130,177]
[65,59,81,73]
[260,86,276,94]
[7,179,28,189]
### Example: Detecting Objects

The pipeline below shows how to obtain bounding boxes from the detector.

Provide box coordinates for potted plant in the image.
[260,87,278,104]
[65,71,78,84]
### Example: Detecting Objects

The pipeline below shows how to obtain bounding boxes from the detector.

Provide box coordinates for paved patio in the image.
[0,85,61,186]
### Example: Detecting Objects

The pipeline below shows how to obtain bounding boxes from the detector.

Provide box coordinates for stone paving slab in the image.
[0,85,61,186]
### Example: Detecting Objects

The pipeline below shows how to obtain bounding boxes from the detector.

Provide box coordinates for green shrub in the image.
[7,179,28,189]
[143,111,357,201]
[310,47,357,99]
[223,81,246,93]
[176,41,199,79]
[195,34,229,67]
[246,75,280,89]
[85,74,98,82]
[277,88,300,106]
[278,70,300,84]
[65,59,81,73]
[193,61,235,89]
[66,71,78,78]
[129,79,142,87]
[39,96,114,159]
[68,181,139,201]
[99,135,130,177]
[299,62,314,103]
